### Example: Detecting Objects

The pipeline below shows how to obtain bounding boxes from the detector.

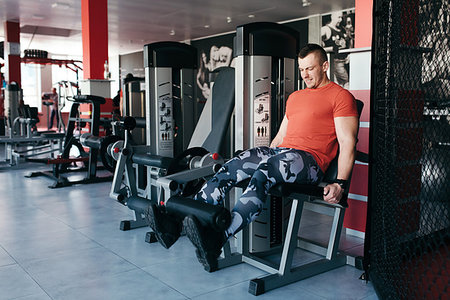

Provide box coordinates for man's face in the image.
[298,53,329,89]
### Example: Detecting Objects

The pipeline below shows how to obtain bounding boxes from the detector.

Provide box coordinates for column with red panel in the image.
[343,0,373,237]
[79,0,113,137]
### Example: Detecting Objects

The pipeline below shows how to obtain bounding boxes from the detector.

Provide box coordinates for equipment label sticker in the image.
[253,94,271,147]
[158,95,173,150]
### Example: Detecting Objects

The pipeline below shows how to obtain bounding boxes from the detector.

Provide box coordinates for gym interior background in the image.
[0,0,448,299]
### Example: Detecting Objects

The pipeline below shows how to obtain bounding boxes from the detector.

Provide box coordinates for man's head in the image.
[52,87,57,94]
[298,44,330,89]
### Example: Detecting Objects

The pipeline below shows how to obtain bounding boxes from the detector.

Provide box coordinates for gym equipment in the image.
[154,22,366,295]
[0,97,65,165]
[122,76,145,145]
[27,95,120,188]
[110,64,235,233]
[234,22,299,253]
[110,41,199,230]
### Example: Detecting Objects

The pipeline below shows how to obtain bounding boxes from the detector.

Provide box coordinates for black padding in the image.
[81,134,103,149]
[269,183,324,198]
[131,153,173,169]
[235,22,299,58]
[134,117,146,129]
[73,94,106,104]
[165,196,231,232]
[143,41,197,69]
[166,147,208,175]
[126,196,152,212]
[41,132,66,138]
[123,117,137,130]
[201,67,235,153]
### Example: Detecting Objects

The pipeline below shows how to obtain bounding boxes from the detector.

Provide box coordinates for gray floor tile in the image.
[0,160,376,299]
[79,225,198,268]
[0,264,46,300]
[2,228,100,264]
[142,255,267,298]
[46,268,187,300]
[10,292,53,300]
[0,246,16,267]
[361,292,380,300]
[294,265,376,300]
[192,281,327,300]
[0,214,73,244]
[20,247,137,290]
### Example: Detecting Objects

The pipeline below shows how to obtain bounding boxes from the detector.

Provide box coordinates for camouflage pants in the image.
[194,146,323,237]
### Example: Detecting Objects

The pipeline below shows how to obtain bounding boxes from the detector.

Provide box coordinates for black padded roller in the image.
[131,153,173,169]
[165,196,231,232]
[127,196,152,212]
[80,133,103,149]
[134,117,146,128]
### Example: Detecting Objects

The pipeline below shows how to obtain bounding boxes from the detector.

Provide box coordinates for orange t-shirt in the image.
[278,82,358,172]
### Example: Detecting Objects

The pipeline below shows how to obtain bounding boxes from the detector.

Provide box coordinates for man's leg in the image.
[150,146,273,251]
[227,148,323,237]
[48,109,54,129]
[185,147,276,271]
[194,146,274,206]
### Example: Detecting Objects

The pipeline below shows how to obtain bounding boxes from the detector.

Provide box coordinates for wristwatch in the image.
[332,179,348,190]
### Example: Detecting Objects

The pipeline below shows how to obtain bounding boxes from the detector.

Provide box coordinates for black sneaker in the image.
[183,215,226,272]
[146,204,181,249]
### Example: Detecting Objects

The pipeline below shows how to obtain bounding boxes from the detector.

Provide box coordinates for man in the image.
[147,44,359,272]
[42,87,59,130]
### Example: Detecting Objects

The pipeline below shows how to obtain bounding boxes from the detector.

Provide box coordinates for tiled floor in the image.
[0,159,379,300]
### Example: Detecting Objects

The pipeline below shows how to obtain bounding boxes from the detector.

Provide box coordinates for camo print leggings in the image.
[194,146,323,237]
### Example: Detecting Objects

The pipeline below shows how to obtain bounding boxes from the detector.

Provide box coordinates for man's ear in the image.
[322,60,330,73]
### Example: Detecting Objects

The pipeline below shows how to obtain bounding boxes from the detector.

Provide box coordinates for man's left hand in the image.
[323,183,343,204]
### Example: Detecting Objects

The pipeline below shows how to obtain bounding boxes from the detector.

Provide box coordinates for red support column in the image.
[81,0,108,80]
[4,21,21,86]
[355,0,373,48]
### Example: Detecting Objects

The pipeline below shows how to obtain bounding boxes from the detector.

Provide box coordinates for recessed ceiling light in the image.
[302,0,311,7]
[226,17,232,23]
[52,2,71,9]
[204,25,210,28]
[248,14,255,18]
[169,29,175,36]
[32,14,45,20]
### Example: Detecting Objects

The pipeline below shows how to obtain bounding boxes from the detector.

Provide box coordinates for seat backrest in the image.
[322,99,364,183]
[188,67,235,154]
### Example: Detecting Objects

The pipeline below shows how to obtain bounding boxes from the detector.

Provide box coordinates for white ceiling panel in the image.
[0,0,355,57]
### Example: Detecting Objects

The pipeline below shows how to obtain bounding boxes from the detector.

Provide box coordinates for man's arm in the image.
[323,116,358,204]
[270,115,288,147]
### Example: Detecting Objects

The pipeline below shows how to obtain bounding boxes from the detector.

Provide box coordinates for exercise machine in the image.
[110,42,200,230]
[110,62,235,233]
[27,95,120,188]
[1,84,65,165]
[154,22,366,295]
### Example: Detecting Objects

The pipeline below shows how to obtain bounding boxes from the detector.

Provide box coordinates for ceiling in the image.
[0,0,355,58]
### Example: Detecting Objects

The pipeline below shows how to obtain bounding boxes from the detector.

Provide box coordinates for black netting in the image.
[368,0,449,299]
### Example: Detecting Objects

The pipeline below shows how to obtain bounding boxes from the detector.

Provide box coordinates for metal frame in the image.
[217,192,347,295]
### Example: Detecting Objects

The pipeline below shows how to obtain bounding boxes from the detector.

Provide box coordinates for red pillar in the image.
[355,0,373,48]
[4,21,21,86]
[81,0,108,80]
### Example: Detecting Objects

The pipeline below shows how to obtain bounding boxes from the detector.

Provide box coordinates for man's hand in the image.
[323,183,343,204]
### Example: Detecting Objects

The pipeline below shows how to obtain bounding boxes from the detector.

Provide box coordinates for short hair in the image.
[298,44,328,64]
